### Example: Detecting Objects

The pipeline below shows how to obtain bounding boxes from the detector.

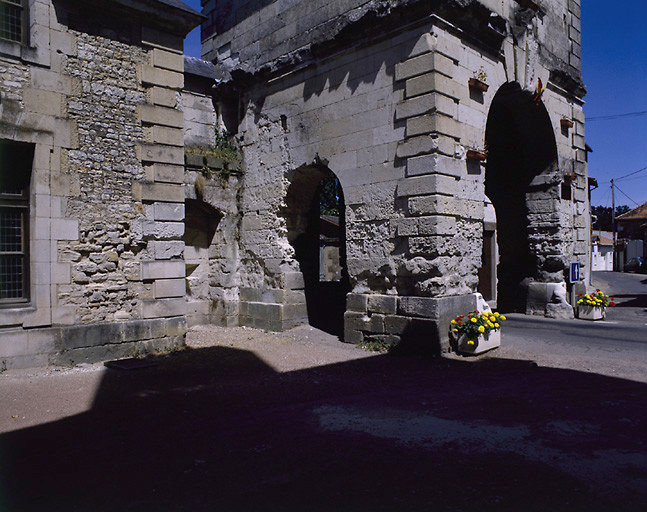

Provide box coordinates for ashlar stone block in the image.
[135,182,185,203]
[140,143,184,165]
[406,153,463,178]
[140,65,183,89]
[395,52,455,82]
[406,113,462,139]
[406,72,462,100]
[152,48,184,72]
[154,278,185,298]
[396,174,458,197]
[141,298,187,319]
[141,260,185,280]
[396,134,455,158]
[139,104,184,129]
[396,92,458,120]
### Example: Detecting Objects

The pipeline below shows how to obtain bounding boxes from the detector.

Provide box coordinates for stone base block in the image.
[239,300,308,331]
[343,293,479,354]
[186,299,239,328]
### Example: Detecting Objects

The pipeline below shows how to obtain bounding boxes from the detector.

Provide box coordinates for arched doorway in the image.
[283,165,349,337]
[484,82,559,312]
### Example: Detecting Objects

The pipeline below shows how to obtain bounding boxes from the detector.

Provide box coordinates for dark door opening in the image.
[484,82,559,312]
[285,168,349,337]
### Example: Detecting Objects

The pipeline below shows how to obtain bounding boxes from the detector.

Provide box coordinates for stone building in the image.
[0,0,201,368]
[198,0,589,350]
[1,0,589,369]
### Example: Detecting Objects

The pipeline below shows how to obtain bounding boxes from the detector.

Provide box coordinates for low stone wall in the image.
[1,317,186,370]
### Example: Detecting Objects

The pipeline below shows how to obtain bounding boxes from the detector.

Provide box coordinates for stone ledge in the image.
[0,318,187,369]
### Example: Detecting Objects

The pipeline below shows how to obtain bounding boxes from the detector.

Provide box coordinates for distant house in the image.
[591,231,613,271]
[616,204,647,268]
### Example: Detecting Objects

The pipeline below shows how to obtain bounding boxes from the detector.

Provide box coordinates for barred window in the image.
[0,140,33,305]
[0,0,24,43]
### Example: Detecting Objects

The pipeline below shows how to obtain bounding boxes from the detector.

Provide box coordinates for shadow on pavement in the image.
[609,293,647,308]
[1,346,646,511]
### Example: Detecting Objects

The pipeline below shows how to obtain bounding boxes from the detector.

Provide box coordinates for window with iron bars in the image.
[0,141,33,306]
[0,0,25,44]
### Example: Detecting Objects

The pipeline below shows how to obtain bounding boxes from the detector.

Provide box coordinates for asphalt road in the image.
[493,271,647,383]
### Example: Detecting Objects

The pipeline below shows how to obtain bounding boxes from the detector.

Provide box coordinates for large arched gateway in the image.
[485,82,562,313]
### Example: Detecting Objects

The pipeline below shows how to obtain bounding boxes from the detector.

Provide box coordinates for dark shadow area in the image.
[1,346,646,511]
[485,82,558,313]
[184,199,223,250]
[608,293,647,308]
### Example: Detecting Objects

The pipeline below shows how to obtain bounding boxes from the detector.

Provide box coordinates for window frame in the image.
[0,0,27,45]
[0,140,32,307]
[0,191,30,306]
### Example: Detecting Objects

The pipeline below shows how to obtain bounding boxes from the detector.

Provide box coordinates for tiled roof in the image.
[592,230,613,246]
[616,202,647,221]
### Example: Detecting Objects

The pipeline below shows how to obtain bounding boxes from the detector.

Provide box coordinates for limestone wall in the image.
[60,31,149,323]
[0,0,200,369]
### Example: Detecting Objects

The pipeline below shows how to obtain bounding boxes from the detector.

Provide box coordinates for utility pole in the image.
[611,179,616,270]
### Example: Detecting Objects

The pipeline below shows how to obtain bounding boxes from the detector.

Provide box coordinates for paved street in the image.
[0,274,645,511]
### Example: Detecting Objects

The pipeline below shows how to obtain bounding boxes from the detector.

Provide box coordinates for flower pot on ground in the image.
[577,306,605,321]
[450,310,506,356]
[576,289,615,321]
[457,329,501,355]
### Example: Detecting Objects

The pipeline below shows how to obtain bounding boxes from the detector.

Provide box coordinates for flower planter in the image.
[577,306,605,321]
[457,330,501,355]
[468,77,489,93]
[560,118,574,129]
[466,149,487,161]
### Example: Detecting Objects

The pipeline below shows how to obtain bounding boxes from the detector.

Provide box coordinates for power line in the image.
[594,164,647,185]
[614,184,641,206]
[615,165,647,181]
[588,109,647,121]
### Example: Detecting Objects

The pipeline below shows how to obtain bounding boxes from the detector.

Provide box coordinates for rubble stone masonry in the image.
[0,0,201,369]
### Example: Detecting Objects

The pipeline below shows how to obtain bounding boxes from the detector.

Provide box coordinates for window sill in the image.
[0,37,49,67]
[0,304,36,327]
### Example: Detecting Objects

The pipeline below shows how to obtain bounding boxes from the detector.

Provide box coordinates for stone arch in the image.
[484,81,559,312]
[283,164,349,337]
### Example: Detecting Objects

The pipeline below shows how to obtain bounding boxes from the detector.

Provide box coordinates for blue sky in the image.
[182,0,647,209]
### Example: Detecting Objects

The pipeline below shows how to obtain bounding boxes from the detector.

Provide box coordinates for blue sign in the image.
[570,262,580,283]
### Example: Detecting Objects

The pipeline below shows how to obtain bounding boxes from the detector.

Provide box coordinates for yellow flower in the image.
[488,322,494,328]
[500,315,506,321]
[453,328,458,332]
[450,319,456,324]
[467,340,475,346]
[471,317,477,323]
[478,325,485,333]
[494,312,500,318]
[494,323,499,328]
